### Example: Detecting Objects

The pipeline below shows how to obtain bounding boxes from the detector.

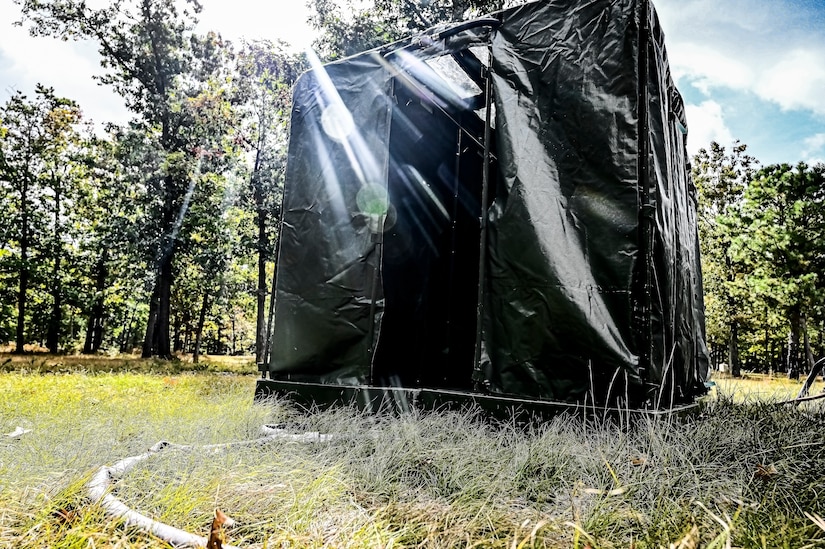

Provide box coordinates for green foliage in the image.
[0,85,83,352]
[232,40,304,361]
[14,0,267,359]
[4,0,824,379]
[0,27,305,359]
[695,140,825,375]
[733,163,825,311]
[731,163,825,376]
[693,141,758,375]
[308,0,524,60]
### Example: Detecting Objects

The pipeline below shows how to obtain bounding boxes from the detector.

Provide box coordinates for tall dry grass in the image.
[1,364,824,548]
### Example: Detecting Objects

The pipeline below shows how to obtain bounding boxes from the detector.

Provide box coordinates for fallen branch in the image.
[86,426,333,548]
[775,391,825,406]
[4,426,32,438]
[795,357,825,401]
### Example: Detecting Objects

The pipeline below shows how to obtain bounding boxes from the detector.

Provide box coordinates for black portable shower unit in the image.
[256,0,710,413]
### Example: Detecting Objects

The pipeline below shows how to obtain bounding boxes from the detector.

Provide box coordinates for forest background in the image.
[1,0,824,379]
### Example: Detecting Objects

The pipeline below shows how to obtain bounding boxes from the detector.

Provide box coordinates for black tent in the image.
[256,0,710,413]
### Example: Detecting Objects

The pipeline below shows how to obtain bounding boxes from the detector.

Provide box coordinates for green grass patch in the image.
[713,371,825,402]
[0,351,256,375]
[1,364,825,547]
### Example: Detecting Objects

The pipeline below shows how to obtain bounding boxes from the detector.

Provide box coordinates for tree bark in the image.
[119,306,136,353]
[249,127,268,365]
[722,253,740,377]
[83,318,94,354]
[173,313,182,353]
[787,306,802,380]
[803,313,815,371]
[231,314,236,355]
[183,318,191,353]
[255,220,267,363]
[155,255,174,359]
[264,225,282,369]
[83,251,108,354]
[140,8,179,358]
[728,322,741,377]
[192,293,208,364]
[141,280,160,358]
[46,177,62,353]
[15,176,30,354]
[142,168,177,360]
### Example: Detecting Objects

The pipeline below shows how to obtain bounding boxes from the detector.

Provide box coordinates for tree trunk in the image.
[255,221,267,364]
[141,246,175,358]
[173,313,182,353]
[250,133,268,365]
[92,314,104,352]
[46,264,62,353]
[728,322,741,377]
[119,306,136,353]
[803,313,815,371]
[183,318,192,353]
[155,256,174,359]
[83,252,108,354]
[141,280,160,358]
[46,179,62,353]
[142,97,179,359]
[264,224,282,369]
[231,314,237,355]
[192,293,208,364]
[15,177,30,354]
[787,306,802,379]
[47,297,61,353]
[721,253,740,376]
[83,321,94,354]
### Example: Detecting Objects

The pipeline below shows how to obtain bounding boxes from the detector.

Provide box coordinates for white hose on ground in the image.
[86,426,334,548]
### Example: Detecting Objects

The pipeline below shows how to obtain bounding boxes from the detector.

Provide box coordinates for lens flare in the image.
[357,184,397,233]
[356,184,389,216]
[321,103,355,142]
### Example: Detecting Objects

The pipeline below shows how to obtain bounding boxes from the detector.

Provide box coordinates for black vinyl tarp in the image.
[265,0,709,408]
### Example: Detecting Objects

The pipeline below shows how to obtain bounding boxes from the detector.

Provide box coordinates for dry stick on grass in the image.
[87,441,243,549]
[206,509,235,549]
[86,427,333,548]
[794,357,825,401]
[775,391,825,406]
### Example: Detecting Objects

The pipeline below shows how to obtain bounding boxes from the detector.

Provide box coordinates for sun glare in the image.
[305,47,395,233]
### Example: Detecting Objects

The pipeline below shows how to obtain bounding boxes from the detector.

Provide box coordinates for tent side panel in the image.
[645,4,710,403]
[268,57,392,385]
[483,0,643,403]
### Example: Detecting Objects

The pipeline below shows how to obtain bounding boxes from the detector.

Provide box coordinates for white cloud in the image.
[657,0,825,116]
[0,3,129,128]
[685,100,733,155]
[669,43,754,96]
[756,49,825,115]
[1,0,317,128]
[802,133,825,165]
[197,0,315,51]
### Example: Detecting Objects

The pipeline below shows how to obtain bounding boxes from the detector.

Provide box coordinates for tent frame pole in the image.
[637,0,653,392]
[473,57,494,390]
[367,79,395,385]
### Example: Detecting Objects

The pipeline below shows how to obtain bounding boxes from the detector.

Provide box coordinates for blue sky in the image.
[1,0,824,167]
[655,0,825,165]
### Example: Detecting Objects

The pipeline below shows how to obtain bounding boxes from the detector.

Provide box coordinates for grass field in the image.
[2,355,825,548]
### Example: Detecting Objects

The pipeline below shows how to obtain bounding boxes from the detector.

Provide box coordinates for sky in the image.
[1,0,824,167]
